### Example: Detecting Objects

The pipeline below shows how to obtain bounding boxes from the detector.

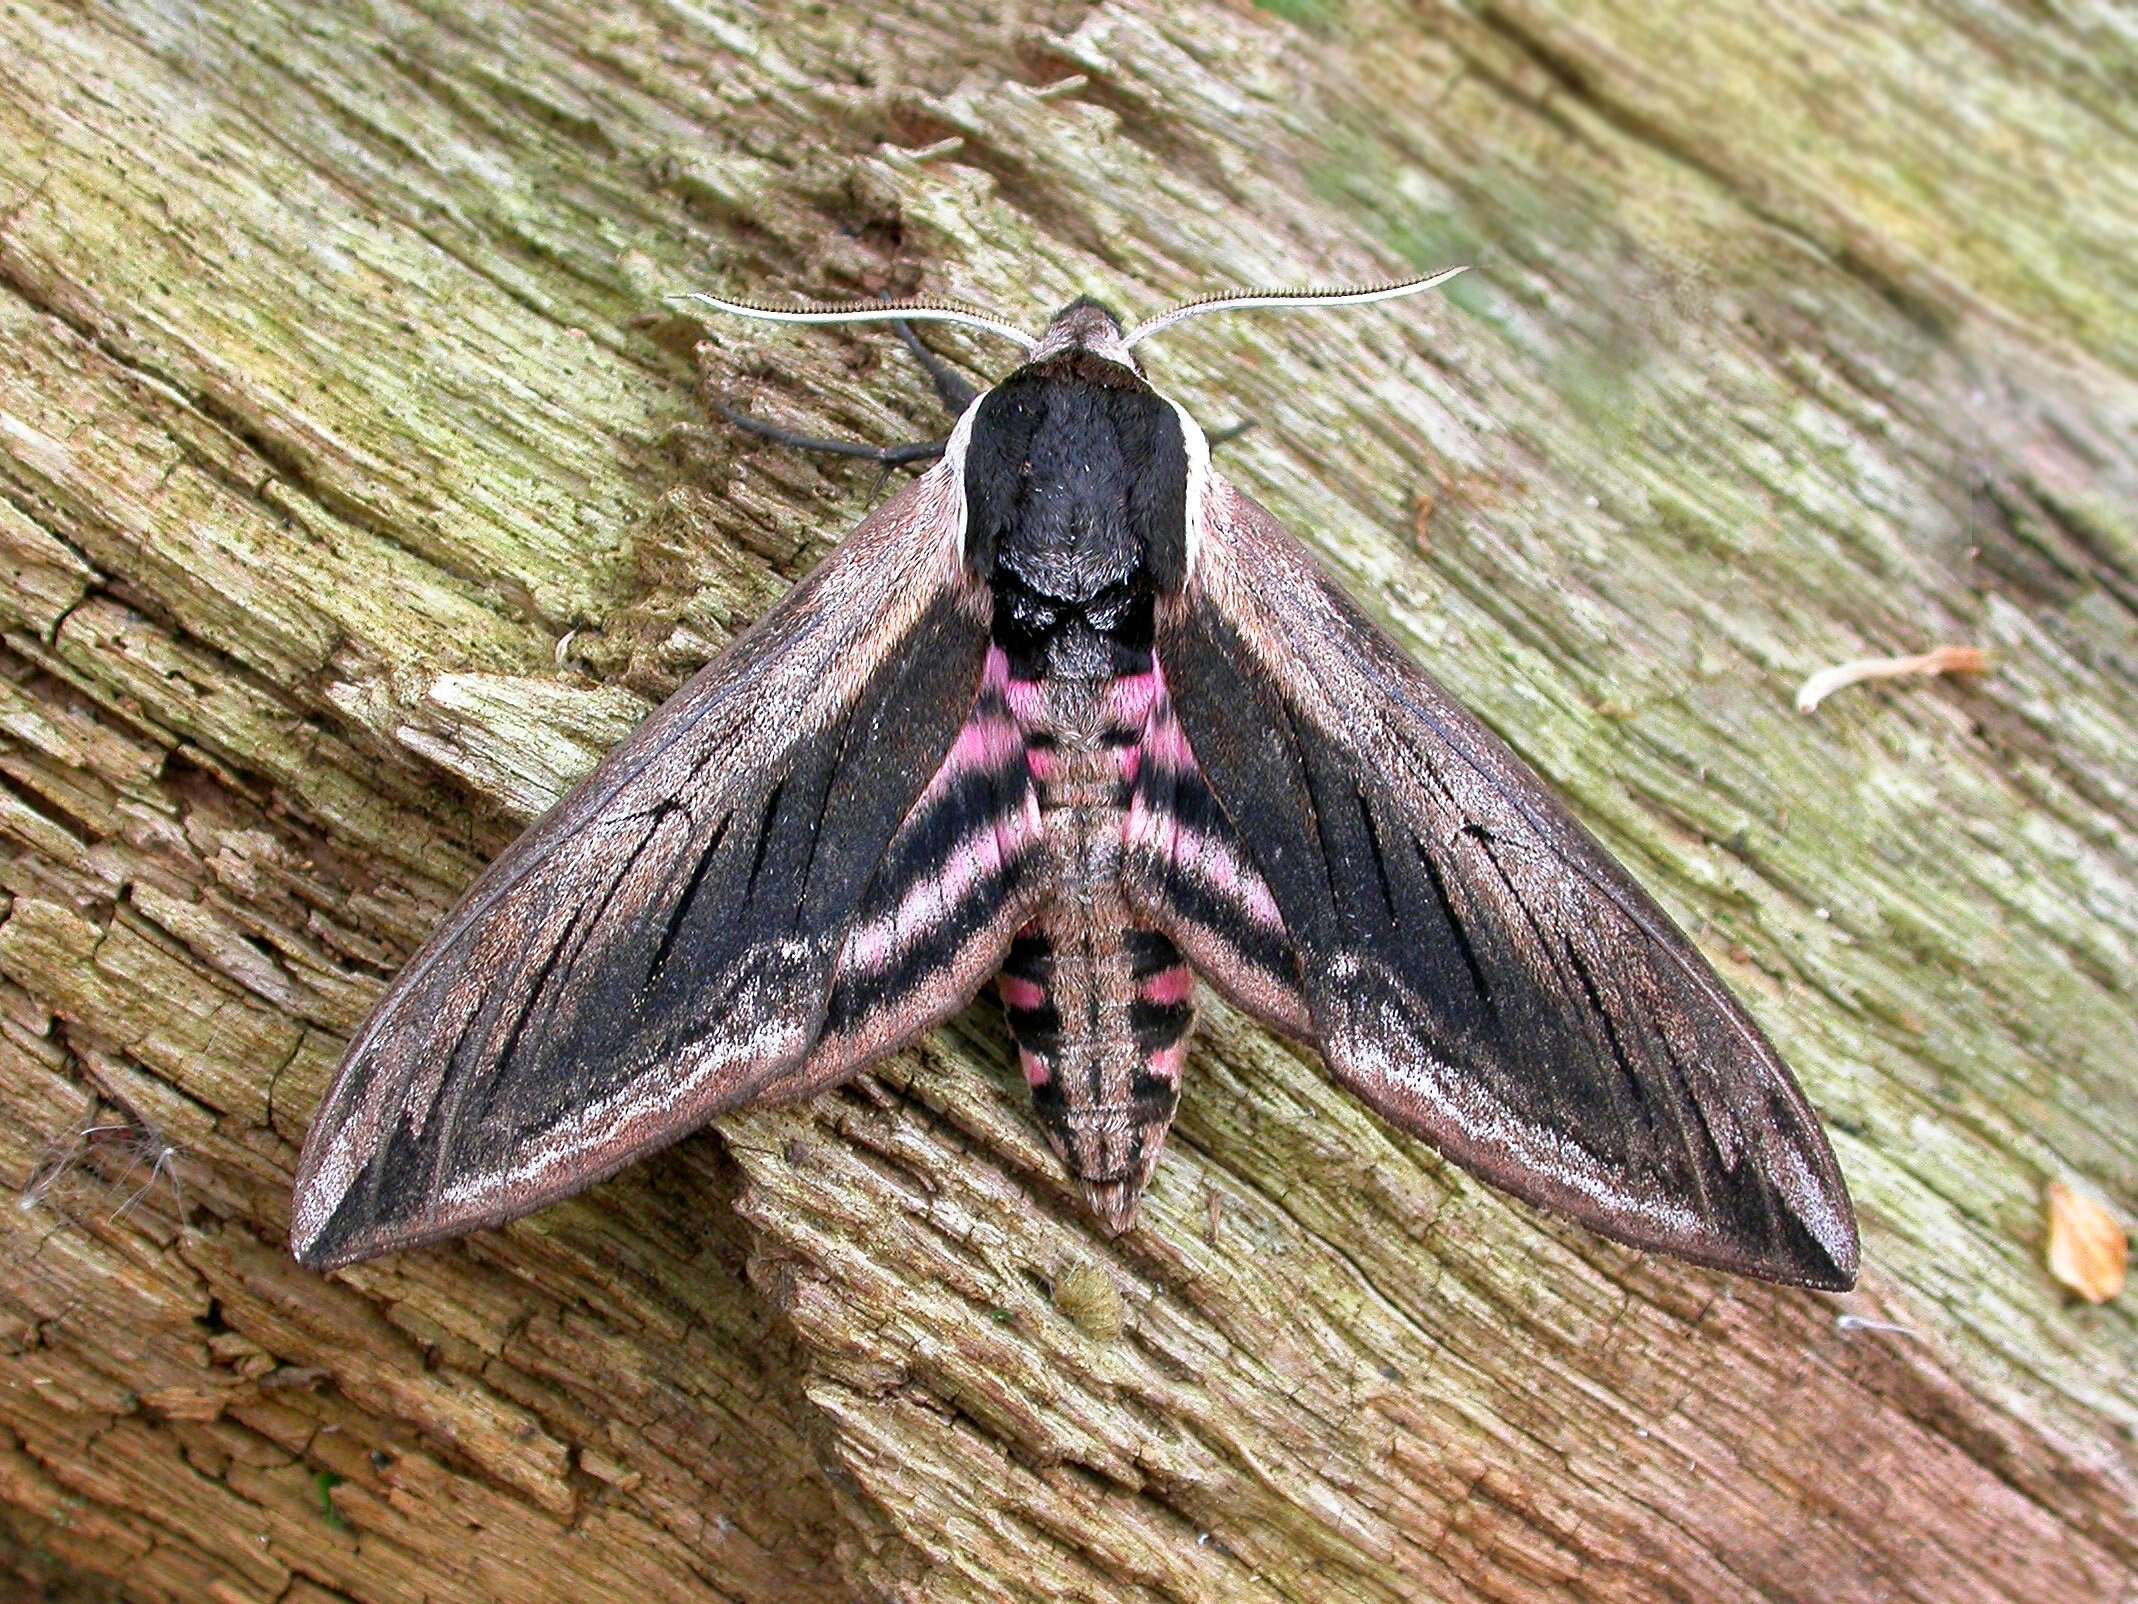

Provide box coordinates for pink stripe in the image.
[1180,819,1210,875]
[998,976,1046,1010]
[1021,1050,1052,1087]
[1125,809,1283,930]
[843,807,1034,979]
[951,713,1020,768]
[1108,671,1157,727]
[918,715,1021,805]
[1144,712,1195,769]
[936,842,988,907]
[1144,1041,1188,1082]
[1141,967,1192,1006]
[1221,853,1284,928]
[949,719,996,771]
[850,923,892,972]
[914,648,1018,800]
[1004,674,1046,725]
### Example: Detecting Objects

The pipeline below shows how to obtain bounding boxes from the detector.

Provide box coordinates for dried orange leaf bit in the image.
[2044,1181,2127,1304]
[1794,645,1990,715]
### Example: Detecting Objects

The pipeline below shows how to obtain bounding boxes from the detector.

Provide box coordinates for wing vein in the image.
[1412,836,1492,1011]
[650,813,733,982]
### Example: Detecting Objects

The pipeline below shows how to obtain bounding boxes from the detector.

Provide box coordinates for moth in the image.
[291,272,1859,1290]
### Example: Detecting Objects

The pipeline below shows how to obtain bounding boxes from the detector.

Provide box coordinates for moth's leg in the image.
[892,320,981,416]
[712,400,947,466]
[1208,420,1255,451]
[713,316,962,464]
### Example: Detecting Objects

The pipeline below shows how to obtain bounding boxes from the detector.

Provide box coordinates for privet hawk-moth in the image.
[292,274,1858,1291]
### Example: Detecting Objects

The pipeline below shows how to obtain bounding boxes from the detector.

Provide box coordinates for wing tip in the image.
[290,1209,415,1272]
[288,1209,353,1271]
[1730,1184,1860,1292]
[289,1235,339,1272]
[288,1172,382,1271]
[1764,1235,1859,1293]
[1601,1208,1858,1291]
[1784,1152,1861,1292]
[1796,1220,1861,1293]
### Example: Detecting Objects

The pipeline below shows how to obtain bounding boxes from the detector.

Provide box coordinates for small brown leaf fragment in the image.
[2045,1181,2127,1304]
[1795,645,1990,714]
[1411,488,1437,555]
[1052,1263,1123,1341]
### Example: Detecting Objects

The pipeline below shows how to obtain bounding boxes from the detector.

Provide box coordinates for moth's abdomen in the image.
[997,662,1194,1233]
[1000,915,1192,1235]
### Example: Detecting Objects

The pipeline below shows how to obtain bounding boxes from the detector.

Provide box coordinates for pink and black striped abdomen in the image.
[994,657,1206,1233]
[1000,919,1195,1231]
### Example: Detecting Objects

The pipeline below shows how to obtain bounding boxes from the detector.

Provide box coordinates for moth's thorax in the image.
[960,320,1194,688]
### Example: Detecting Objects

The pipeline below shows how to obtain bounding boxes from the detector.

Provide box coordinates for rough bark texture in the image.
[0,2,2132,1601]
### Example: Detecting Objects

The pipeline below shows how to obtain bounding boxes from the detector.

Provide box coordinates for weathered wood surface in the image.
[0,1,2131,1599]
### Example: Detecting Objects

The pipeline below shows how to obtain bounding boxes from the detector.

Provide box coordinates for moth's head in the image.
[1028,296,1140,377]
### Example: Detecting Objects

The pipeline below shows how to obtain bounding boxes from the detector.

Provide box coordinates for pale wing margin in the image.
[292,465,992,1268]
[1156,480,1858,1289]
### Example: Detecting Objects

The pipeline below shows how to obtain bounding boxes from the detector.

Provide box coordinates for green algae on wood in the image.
[0,1,2132,1601]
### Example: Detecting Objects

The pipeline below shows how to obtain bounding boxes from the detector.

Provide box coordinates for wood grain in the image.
[1,1,2131,1599]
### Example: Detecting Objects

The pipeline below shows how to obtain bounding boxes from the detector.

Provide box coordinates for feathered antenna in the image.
[670,291,1037,351]
[1124,266,1468,348]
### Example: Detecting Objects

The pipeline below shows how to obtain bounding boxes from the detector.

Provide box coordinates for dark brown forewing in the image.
[292,467,993,1269]
[1157,480,1858,1289]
